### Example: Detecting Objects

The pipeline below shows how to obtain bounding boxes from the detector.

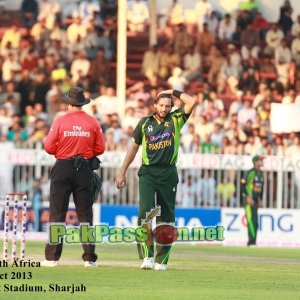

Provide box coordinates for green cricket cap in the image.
[252,155,264,163]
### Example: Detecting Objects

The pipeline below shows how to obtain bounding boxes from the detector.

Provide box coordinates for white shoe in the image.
[84,261,98,268]
[41,260,58,267]
[154,263,167,271]
[140,257,154,269]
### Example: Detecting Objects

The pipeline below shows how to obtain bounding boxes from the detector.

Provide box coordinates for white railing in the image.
[1,147,300,209]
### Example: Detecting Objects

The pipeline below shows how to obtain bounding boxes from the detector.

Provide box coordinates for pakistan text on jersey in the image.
[63,131,91,137]
[148,139,172,151]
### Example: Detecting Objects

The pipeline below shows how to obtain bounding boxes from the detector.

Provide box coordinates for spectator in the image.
[94,85,119,118]
[79,0,100,24]
[238,99,257,127]
[217,175,236,207]
[21,0,39,29]
[182,46,201,81]
[171,23,194,55]
[167,0,184,27]
[67,13,87,44]
[127,0,149,33]
[252,11,269,40]
[167,67,188,91]
[239,58,260,93]
[158,45,180,80]
[197,22,215,55]
[70,52,91,83]
[207,45,225,90]
[181,175,196,207]
[195,0,213,32]
[0,25,22,53]
[206,10,219,37]
[218,14,236,41]
[241,23,260,60]
[275,39,291,88]
[265,23,284,56]
[141,45,160,80]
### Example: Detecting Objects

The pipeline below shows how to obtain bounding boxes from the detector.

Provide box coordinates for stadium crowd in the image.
[0,0,300,209]
[0,0,299,158]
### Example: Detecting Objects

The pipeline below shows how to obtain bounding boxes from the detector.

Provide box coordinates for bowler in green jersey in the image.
[115,89,196,270]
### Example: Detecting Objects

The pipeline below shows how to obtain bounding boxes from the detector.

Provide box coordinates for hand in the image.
[157,89,173,97]
[247,197,254,206]
[115,174,126,189]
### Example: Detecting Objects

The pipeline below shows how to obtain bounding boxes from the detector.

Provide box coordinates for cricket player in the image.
[242,155,265,246]
[115,89,196,270]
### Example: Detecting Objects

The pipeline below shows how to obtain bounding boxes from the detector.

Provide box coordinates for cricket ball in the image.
[153,224,178,245]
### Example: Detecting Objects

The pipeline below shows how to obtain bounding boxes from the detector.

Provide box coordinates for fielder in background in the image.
[41,87,105,267]
[242,155,265,246]
[115,89,196,271]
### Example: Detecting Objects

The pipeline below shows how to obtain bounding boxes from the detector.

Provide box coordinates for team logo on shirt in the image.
[164,122,169,127]
[147,125,153,132]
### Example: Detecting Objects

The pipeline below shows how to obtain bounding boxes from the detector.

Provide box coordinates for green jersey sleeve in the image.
[245,170,255,198]
[132,117,147,145]
[170,106,191,130]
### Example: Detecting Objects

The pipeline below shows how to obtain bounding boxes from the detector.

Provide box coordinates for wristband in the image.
[172,90,183,99]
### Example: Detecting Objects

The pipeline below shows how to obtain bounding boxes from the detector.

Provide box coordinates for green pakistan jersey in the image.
[245,168,264,202]
[132,106,190,166]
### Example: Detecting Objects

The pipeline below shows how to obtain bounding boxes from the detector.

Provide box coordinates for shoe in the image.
[140,257,154,269]
[154,263,167,271]
[41,260,58,267]
[84,261,98,268]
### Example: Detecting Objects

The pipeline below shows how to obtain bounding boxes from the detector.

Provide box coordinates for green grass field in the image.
[0,241,300,300]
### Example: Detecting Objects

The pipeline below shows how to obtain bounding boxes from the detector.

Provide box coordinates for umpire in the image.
[115,89,196,271]
[242,155,265,246]
[41,87,105,267]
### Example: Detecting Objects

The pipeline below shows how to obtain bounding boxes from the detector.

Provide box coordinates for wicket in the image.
[2,193,27,261]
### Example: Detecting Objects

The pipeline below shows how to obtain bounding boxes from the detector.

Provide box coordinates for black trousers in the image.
[45,159,97,262]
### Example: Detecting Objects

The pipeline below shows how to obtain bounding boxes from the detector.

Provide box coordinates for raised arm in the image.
[157,89,196,115]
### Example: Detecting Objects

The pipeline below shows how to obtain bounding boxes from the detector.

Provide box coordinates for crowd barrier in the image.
[0,148,300,209]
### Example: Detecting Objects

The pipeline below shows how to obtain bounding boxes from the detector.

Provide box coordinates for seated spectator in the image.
[236,9,253,32]
[31,17,51,50]
[206,45,225,90]
[252,11,269,40]
[197,22,215,55]
[195,0,213,32]
[182,46,201,81]
[264,23,284,56]
[158,45,180,80]
[238,99,257,127]
[70,51,91,83]
[275,39,291,88]
[218,56,239,94]
[239,58,260,93]
[181,175,196,207]
[21,0,39,29]
[0,25,22,53]
[141,45,160,80]
[171,23,194,55]
[241,23,260,60]
[201,133,218,153]
[207,10,219,37]
[210,122,224,149]
[217,176,236,207]
[218,13,236,41]
[167,67,188,91]
[2,53,22,83]
[278,0,293,36]
[79,0,100,25]
[67,13,87,44]
[94,85,119,118]
[127,0,149,33]
[167,0,184,27]
[38,0,60,30]
[7,114,28,142]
